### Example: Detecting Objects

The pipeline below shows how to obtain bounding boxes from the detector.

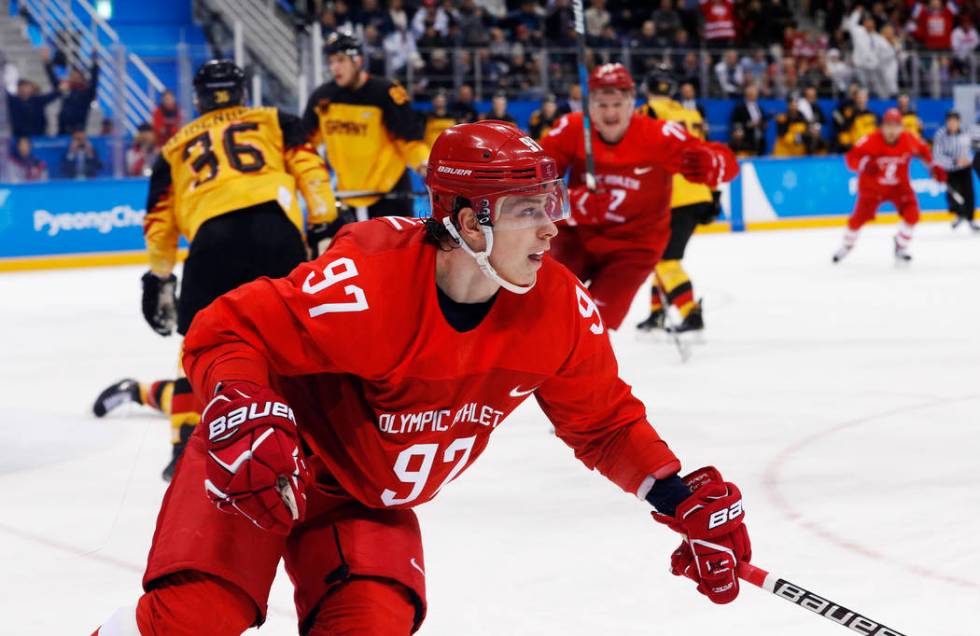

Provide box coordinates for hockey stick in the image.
[737,562,909,635]
[947,184,965,206]
[571,0,597,191]
[654,283,691,363]
[335,189,425,200]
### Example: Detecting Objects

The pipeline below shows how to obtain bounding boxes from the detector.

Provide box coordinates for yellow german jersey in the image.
[901,111,923,139]
[639,97,713,208]
[304,76,429,208]
[528,109,561,141]
[837,107,878,150]
[145,105,335,275]
[424,112,458,149]
[773,111,808,157]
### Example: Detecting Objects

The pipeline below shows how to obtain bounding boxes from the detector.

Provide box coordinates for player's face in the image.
[590,89,634,143]
[882,121,902,143]
[328,53,360,87]
[490,194,563,286]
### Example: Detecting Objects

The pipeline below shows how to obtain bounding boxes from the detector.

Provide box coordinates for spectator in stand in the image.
[737,0,765,45]
[385,0,409,34]
[669,29,694,71]
[152,90,181,146]
[458,0,491,46]
[7,78,59,138]
[907,0,957,51]
[126,123,160,177]
[585,0,611,38]
[652,0,683,38]
[700,0,736,47]
[46,56,99,136]
[595,24,622,63]
[774,56,801,99]
[797,85,827,131]
[479,91,517,125]
[677,81,706,121]
[508,1,544,37]
[61,128,102,179]
[411,0,450,40]
[418,18,450,60]
[423,49,454,96]
[528,93,567,140]
[319,7,338,38]
[1,50,18,94]
[896,92,924,139]
[826,48,853,92]
[8,137,48,183]
[677,50,702,87]
[383,23,419,77]
[730,82,767,155]
[879,24,904,98]
[333,0,358,34]
[423,91,458,148]
[567,83,583,112]
[845,8,888,99]
[739,48,770,94]
[634,20,669,51]
[362,25,388,75]
[759,0,794,45]
[356,0,388,34]
[544,0,575,47]
[714,49,744,97]
[951,15,979,77]
[450,84,478,123]
[728,124,757,157]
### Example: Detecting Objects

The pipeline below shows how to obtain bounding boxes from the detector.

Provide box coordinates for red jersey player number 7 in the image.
[94,121,751,635]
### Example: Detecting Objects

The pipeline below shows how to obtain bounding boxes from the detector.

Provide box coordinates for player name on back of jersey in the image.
[378,402,506,435]
[166,106,268,148]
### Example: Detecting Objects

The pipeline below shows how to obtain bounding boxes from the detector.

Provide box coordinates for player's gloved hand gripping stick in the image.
[201,382,310,534]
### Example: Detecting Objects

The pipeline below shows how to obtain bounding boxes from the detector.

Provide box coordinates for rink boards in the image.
[0,157,975,271]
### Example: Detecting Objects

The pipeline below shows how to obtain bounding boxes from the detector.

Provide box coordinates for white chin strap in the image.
[442,216,534,295]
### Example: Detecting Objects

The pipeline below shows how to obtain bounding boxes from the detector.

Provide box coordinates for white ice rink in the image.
[1,221,978,635]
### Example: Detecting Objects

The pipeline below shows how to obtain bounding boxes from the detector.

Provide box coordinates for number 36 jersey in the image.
[183,218,682,509]
[145,106,335,275]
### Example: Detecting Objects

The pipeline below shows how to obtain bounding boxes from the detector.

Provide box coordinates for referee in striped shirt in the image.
[932,110,978,230]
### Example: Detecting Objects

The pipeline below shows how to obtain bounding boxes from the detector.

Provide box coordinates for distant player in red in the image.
[93,122,751,635]
[833,108,947,263]
[540,64,738,330]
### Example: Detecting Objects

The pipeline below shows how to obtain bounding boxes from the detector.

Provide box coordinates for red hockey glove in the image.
[202,382,310,534]
[930,164,948,183]
[680,142,737,187]
[652,466,751,604]
[569,185,614,225]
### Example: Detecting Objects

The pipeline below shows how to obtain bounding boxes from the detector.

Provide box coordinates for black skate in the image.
[667,303,704,334]
[92,378,141,417]
[894,238,912,263]
[832,245,851,263]
[952,217,963,230]
[162,423,195,482]
[636,309,665,332]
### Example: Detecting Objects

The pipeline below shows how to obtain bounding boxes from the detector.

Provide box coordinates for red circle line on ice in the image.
[762,394,980,591]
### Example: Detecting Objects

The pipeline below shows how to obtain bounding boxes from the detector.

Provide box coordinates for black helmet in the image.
[193,59,245,113]
[645,64,676,97]
[325,31,362,58]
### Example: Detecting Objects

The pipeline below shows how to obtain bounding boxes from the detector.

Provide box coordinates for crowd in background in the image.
[4,0,980,183]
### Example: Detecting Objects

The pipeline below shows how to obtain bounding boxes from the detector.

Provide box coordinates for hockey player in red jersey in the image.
[539,64,738,330]
[93,121,751,635]
[833,107,947,263]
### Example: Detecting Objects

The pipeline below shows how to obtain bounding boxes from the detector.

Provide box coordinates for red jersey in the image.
[183,218,681,509]
[845,129,933,195]
[700,0,736,41]
[910,1,957,50]
[540,112,698,244]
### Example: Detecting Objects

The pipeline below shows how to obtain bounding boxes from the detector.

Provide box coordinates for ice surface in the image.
[1,222,978,635]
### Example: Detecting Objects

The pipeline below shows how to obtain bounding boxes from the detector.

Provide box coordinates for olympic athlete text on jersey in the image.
[833,108,946,263]
[116,60,336,480]
[93,122,752,636]
[540,63,738,330]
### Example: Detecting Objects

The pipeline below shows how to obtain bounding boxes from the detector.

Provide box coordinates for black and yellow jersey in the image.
[835,104,877,151]
[528,109,561,140]
[303,76,428,208]
[144,105,335,276]
[773,111,809,157]
[424,111,458,149]
[900,110,923,139]
[639,96,713,208]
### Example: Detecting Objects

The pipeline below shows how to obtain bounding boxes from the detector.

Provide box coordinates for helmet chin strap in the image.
[442,217,534,295]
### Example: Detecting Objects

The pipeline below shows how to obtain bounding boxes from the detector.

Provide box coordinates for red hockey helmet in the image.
[425,120,569,230]
[882,108,902,124]
[588,63,636,92]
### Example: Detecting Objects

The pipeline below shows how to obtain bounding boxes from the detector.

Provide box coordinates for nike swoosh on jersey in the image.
[410,557,426,577]
[634,166,653,175]
[509,385,538,398]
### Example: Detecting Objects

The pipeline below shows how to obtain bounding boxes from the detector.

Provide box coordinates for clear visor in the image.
[488,179,571,231]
